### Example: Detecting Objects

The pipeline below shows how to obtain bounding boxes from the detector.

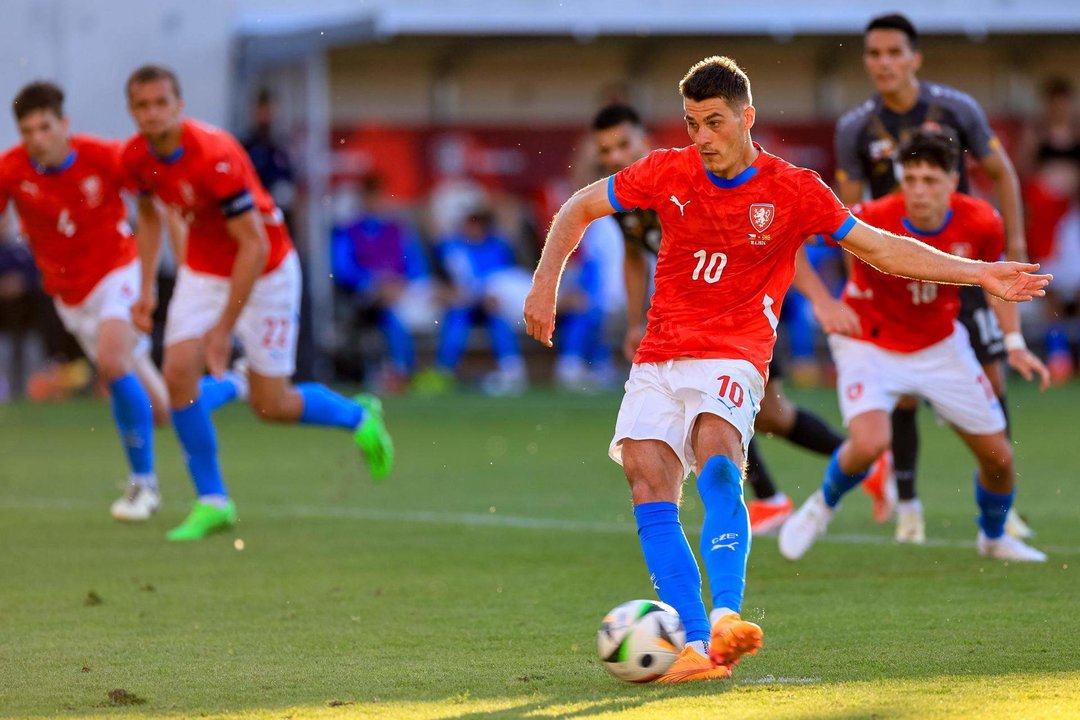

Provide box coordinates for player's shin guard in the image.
[298,383,365,430]
[633,502,710,644]
[787,409,844,456]
[199,374,238,411]
[697,456,750,615]
[109,373,154,475]
[171,397,227,497]
[821,450,870,508]
[974,473,1013,539]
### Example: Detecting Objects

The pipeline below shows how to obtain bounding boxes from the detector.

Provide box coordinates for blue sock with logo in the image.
[297,383,364,430]
[108,373,154,475]
[697,455,750,614]
[171,397,227,497]
[633,501,710,644]
[821,449,870,508]
[974,473,1013,539]
[199,374,239,411]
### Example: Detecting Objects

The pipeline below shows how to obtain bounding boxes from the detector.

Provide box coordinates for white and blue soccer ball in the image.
[597,599,685,682]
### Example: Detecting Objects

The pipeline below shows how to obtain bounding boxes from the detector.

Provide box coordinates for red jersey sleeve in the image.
[201,143,256,218]
[609,149,675,212]
[977,206,1006,262]
[798,170,855,241]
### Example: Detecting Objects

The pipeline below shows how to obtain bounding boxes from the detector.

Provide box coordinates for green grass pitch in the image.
[1,382,1078,719]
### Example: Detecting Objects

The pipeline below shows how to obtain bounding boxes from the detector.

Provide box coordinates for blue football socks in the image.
[821,449,870,508]
[199,374,239,411]
[975,474,1013,539]
[697,455,750,615]
[108,373,154,476]
[633,501,710,644]
[297,383,364,430]
[171,397,227,498]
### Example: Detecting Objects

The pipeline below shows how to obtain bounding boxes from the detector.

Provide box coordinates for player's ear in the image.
[912,50,923,74]
[743,104,756,131]
[60,115,70,135]
[947,170,960,192]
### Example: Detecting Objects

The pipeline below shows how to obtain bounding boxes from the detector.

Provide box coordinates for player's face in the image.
[127,79,184,140]
[17,110,69,166]
[593,122,648,174]
[863,30,922,96]
[899,161,958,225]
[683,98,755,175]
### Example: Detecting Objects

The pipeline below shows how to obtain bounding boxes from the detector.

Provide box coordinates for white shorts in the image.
[829,323,1006,436]
[53,260,150,363]
[165,251,301,377]
[609,358,764,479]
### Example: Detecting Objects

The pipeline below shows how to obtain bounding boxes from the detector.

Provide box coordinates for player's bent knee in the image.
[696,455,742,500]
[95,352,131,382]
[848,433,889,468]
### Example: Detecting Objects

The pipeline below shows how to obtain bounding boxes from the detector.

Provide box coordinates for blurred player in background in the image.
[0,81,242,522]
[836,12,1032,542]
[590,102,860,534]
[525,56,1048,682]
[781,130,1049,562]
[122,65,394,541]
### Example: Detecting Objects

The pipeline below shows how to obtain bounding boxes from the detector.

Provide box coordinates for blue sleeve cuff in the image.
[606,175,630,212]
[832,215,857,242]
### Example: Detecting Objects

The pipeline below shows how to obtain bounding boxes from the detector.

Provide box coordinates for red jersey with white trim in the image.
[0,135,135,304]
[844,192,1004,352]
[610,144,854,378]
[121,119,292,278]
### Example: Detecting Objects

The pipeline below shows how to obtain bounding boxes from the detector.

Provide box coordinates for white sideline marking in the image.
[3,496,1079,555]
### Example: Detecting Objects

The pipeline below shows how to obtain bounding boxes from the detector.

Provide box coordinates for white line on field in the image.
[2,496,1078,556]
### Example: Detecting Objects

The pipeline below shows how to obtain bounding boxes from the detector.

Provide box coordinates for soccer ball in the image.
[597,599,685,682]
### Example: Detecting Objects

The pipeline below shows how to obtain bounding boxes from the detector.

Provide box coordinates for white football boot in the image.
[1004,508,1035,539]
[894,500,926,544]
[778,490,834,561]
[228,358,250,402]
[110,484,161,522]
[977,531,1047,562]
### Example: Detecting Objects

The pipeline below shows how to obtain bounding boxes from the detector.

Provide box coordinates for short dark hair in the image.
[13,81,64,121]
[865,13,919,48]
[591,103,642,132]
[678,56,752,109]
[126,64,182,100]
[896,128,959,173]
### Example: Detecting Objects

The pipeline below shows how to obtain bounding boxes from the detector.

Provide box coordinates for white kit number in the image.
[691,250,727,284]
[906,281,938,305]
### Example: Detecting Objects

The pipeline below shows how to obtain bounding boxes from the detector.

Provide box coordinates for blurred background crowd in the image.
[1,0,1078,401]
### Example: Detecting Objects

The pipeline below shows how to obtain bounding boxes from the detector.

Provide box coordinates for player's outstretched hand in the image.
[811,295,862,337]
[979,262,1052,302]
[1008,348,1051,392]
[523,283,557,348]
[132,292,157,334]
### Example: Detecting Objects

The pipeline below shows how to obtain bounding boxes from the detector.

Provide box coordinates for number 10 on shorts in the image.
[717,374,744,407]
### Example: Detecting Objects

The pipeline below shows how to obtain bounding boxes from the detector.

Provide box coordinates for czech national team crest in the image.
[749,203,775,233]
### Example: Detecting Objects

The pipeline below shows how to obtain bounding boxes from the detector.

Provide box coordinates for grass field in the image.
[1,382,1079,719]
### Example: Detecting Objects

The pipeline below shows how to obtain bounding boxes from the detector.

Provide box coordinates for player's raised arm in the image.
[524,178,616,347]
[133,195,163,333]
[839,219,1050,302]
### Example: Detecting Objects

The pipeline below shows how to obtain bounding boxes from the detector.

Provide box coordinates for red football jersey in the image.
[611,144,854,378]
[121,119,292,278]
[0,135,135,304]
[845,192,1004,352]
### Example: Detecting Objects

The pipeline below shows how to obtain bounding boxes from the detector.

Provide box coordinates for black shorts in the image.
[957,286,1006,365]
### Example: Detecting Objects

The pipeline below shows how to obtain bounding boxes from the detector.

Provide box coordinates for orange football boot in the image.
[861,451,895,523]
[747,495,793,535]
[655,646,732,683]
[709,613,763,669]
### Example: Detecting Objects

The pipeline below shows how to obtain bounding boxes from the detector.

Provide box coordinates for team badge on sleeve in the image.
[749,203,775,233]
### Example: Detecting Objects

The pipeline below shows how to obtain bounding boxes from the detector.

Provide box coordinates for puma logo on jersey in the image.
[669,195,691,216]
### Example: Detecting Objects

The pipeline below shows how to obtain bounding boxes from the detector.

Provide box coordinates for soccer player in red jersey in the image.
[0,81,176,521]
[524,57,1048,682]
[780,129,1049,563]
[121,65,394,541]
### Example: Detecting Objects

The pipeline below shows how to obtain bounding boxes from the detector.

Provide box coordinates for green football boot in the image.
[166,500,238,542]
[353,393,394,480]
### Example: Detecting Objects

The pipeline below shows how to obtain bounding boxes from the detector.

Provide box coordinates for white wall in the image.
[0,0,236,149]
